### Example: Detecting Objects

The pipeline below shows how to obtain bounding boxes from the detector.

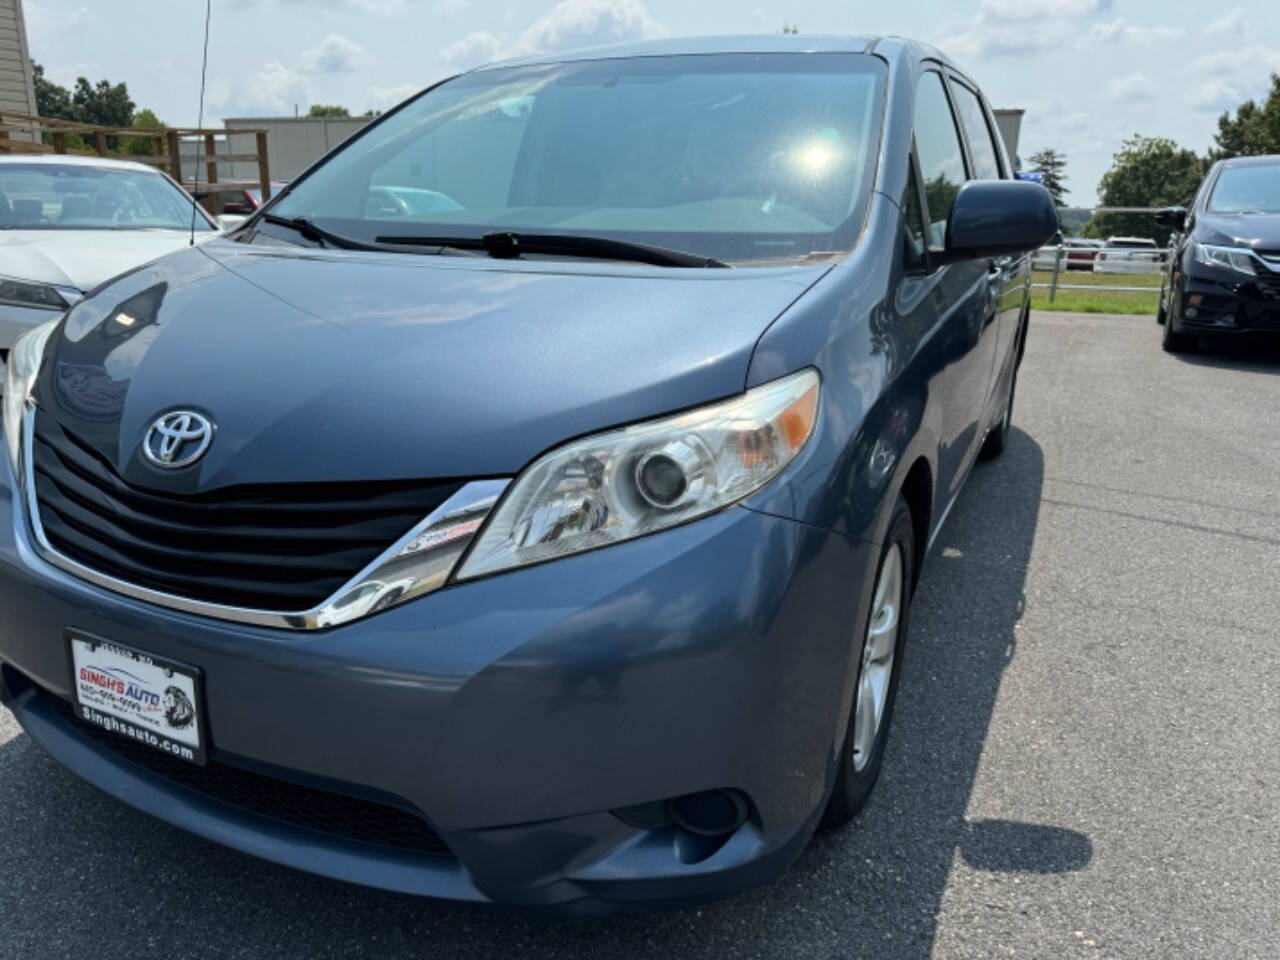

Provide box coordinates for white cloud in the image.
[518,0,664,54]
[431,0,468,16]
[369,83,421,108]
[439,0,665,71]
[1060,111,1089,132]
[1206,7,1245,35]
[234,0,412,12]
[1087,19,1185,44]
[211,60,310,118]
[945,21,1071,62]
[438,30,507,71]
[22,2,94,50]
[1188,78,1244,112]
[979,0,1112,20]
[301,33,369,73]
[1105,72,1157,101]
[1186,45,1280,112]
[942,0,1110,63]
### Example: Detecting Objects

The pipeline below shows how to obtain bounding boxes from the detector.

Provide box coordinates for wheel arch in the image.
[897,456,932,586]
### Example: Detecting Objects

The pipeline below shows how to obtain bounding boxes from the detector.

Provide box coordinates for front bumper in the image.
[0,449,873,910]
[1174,269,1280,333]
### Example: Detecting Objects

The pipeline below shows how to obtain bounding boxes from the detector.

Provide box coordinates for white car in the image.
[1093,236,1163,275]
[0,155,219,351]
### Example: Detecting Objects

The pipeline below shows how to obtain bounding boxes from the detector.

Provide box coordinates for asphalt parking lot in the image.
[2,311,1279,959]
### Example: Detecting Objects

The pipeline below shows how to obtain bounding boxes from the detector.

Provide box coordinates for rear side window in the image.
[912,71,968,248]
[950,82,1003,180]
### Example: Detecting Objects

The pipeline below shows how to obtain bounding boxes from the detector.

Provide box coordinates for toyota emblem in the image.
[143,411,215,469]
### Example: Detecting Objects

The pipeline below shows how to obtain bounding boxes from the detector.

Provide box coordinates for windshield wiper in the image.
[259,214,381,251]
[374,230,730,268]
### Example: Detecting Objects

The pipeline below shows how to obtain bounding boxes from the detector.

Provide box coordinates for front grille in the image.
[39,688,454,858]
[1254,265,1280,301]
[30,410,462,611]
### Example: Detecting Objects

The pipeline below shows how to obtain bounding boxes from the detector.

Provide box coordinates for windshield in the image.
[269,53,886,264]
[0,163,214,231]
[1209,164,1280,215]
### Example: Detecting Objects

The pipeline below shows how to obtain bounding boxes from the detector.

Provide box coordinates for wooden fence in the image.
[0,111,272,205]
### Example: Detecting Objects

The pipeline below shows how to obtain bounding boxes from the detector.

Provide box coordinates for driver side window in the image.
[912,70,969,250]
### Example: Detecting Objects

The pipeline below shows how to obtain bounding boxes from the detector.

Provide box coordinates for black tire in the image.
[980,367,1016,459]
[1156,293,1167,326]
[1162,303,1194,353]
[825,497,915,827]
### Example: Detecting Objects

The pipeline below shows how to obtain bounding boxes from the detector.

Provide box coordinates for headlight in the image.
[457,368,820,579]
[4,318,59,473]
[0,276,80,311]
[1195,243,1257,276]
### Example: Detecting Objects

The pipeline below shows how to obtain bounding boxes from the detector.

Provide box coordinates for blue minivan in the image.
[0,35,1055,910]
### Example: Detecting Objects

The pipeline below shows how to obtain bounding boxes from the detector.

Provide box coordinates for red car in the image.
[195,181,288,216]
[1064,238,1104,270]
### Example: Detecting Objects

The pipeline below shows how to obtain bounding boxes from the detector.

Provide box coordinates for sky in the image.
[20,0,1280,205]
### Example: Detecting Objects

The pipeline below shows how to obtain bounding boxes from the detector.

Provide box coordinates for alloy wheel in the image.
[851,542,903,771]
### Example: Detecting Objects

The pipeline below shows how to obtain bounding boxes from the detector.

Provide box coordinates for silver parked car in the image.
[1094,236,1162,274]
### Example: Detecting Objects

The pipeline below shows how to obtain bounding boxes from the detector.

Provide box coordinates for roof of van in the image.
[474,34,951,72]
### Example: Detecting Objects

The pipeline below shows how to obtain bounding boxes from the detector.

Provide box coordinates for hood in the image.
[35,240,827,492]
[1195,212,1280,251]
[0,229,213,292]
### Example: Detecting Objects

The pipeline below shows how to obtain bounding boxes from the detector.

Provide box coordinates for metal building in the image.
[221,116,370,184]
[993,108,1025,165]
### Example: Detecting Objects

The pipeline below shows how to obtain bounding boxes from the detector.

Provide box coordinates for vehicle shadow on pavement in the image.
[1174,333,1280,371]
[0,427,1088,960]
[761,423,1092,957]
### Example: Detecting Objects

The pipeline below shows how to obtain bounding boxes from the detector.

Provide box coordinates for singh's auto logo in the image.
[163,687,196,729]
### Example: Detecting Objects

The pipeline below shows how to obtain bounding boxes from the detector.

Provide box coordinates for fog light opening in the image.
[670,788,750,838]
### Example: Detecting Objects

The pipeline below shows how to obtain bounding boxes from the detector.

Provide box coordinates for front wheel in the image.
[980,364,1016,460]
[825,497,915,827]
[1162,304,1194,353]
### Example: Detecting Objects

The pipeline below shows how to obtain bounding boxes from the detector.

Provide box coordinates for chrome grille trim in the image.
[20,406,508,630]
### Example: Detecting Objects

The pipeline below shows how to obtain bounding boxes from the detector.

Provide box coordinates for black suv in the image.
[1156,154,1280,352]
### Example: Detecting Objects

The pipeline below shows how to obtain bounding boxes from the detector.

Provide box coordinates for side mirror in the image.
[936,180,1059,264]
[1153,206,1187,231]
[215,214,247,232]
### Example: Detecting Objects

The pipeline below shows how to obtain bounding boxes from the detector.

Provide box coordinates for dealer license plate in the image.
[67,632,206,765]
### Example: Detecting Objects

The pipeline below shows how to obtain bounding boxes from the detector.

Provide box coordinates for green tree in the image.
[1056,207,1092,236]
[30,61,135,150]
[1027,147,1068,207]
[923,173,959,235]
[1086,136,1206,245]
[1211,74,1280,158]
[308,104,351,118]
[71,76,135,128]
[119,108,165,157]
[32,62,73,119]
